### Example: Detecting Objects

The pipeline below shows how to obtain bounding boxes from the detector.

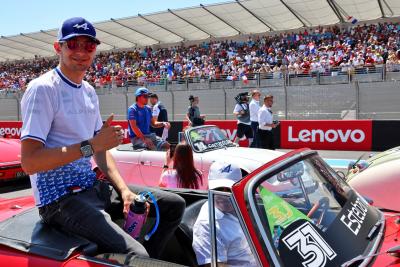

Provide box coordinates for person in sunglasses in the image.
[128,87,171,151]
[20,17,185,260]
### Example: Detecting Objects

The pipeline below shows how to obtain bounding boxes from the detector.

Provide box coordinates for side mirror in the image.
[277,162,304,182]
[336,171,346,180]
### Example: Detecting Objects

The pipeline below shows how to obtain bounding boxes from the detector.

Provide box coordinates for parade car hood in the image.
[0,138,22,165]
[205,147,283,164]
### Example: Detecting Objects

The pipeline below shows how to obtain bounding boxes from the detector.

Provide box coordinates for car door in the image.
[110,148,142,186]
[206,190,260,267]
[138,150,165,186]
[230,149,307,267]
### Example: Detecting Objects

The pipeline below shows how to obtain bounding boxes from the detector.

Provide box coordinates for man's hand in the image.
[91,114,124,153]
[121,188,150,218]
[143,137,156,150]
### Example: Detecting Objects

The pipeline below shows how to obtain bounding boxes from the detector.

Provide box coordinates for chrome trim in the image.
[208,190,217,267]
[246,150,317,267]
[231,191,263,266]
[77,255,122,267]
[358,213,385,267]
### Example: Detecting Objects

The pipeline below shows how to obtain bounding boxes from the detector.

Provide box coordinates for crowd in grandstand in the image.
[1,22,400,91]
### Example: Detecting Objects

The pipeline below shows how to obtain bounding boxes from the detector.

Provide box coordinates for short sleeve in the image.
[93,94,103,135]
[127,106,137,121]
[152,105,160,117]
[159,170,177,188]
[20,83,55,144]
[233,104,242,113]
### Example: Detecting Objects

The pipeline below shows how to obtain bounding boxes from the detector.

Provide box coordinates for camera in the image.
[189,95,195,103]
[273,120,280,125]
[235,92,249,104]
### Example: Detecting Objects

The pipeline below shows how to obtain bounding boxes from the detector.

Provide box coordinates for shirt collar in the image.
[54,67,82,88]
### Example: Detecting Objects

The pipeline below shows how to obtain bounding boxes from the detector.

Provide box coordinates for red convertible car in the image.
[0,137,28,181]
[0,148,399,267]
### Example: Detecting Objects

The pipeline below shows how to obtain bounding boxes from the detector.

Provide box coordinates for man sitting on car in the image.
[128,87,171,150]
[192,161,257,267]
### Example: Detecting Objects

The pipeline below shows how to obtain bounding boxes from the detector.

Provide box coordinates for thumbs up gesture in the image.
[91,114,124,153]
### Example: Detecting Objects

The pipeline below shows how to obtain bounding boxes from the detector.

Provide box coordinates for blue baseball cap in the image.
[57,17,100,44]
[135,87,150,96]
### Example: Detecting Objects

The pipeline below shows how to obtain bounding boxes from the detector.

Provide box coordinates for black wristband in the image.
[162,164,169,169]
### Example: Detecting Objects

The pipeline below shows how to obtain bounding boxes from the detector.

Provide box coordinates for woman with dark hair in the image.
[159,143,203,189]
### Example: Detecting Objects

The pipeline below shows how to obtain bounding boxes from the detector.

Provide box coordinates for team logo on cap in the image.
[220,164,232,174]
[73,23,89,31]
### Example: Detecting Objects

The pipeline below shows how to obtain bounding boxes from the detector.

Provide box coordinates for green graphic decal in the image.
[259,187,310,235]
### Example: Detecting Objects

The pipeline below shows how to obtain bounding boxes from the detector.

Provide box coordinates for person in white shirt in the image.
[192,161,257,267]
[258,95,279,149]
[20,17,185,259]
[249,89,261,148]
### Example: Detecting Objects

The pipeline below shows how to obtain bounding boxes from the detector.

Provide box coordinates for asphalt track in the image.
[0,149,373,200]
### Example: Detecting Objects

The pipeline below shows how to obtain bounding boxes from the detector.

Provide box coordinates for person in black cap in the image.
[20,17,184,259]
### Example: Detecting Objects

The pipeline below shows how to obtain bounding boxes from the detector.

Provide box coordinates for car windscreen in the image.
[188,126,235,153]
[250,154,383,267]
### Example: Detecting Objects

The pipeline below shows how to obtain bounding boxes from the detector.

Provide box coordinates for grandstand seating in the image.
[1,22,400,91]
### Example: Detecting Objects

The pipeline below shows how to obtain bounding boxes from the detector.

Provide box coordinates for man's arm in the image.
[93,150,134,214]
[150,117,170,129]
[21,115,122,175]
[128,119,145,140]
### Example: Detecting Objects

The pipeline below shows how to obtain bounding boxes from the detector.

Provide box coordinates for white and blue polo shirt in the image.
[21,67,103,207]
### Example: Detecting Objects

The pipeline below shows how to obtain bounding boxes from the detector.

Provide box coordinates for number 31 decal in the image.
[282,222,337,267]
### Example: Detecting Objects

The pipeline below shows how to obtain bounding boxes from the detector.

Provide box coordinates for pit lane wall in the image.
[1,120,400,151]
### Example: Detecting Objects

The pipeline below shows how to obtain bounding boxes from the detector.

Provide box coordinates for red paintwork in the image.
[232,147,307,266]
[232,148,400,266]
[0,138,27,181]
[0,246,108,267]
[0,196,35,222]
[374,213,400,266]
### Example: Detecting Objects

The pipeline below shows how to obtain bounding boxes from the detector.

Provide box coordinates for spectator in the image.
[2,21,400,90]
[159,143,202,189]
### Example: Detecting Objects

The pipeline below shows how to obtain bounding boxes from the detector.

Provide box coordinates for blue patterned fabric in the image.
[36,157,96,206]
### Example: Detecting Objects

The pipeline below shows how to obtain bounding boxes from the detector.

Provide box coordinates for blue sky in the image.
[0,0,222,36]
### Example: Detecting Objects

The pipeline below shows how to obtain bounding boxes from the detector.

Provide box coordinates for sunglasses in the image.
[60,39,97,53]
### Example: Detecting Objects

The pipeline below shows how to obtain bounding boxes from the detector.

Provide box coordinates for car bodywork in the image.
[347,146,400,212]
[0,148,399,266]
[0,137,27,181]
[109,125,283,188]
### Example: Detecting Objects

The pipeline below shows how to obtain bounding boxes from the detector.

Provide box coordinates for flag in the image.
[347,16,358,25]
[242,75,249,85]
[167,63,174,81]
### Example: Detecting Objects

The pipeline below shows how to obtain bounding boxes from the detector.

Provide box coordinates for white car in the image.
[109,125,283,189]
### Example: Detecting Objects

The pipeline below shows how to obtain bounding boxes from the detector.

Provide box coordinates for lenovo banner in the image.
[280,120,372,151]
[0,121,23,139]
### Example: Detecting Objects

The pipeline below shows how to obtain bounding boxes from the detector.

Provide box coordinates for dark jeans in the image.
[39,181,185,259]
[257,128,274,150]
[250,121,259,148]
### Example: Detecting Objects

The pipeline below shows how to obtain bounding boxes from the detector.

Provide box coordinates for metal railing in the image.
[1,64,400,121]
